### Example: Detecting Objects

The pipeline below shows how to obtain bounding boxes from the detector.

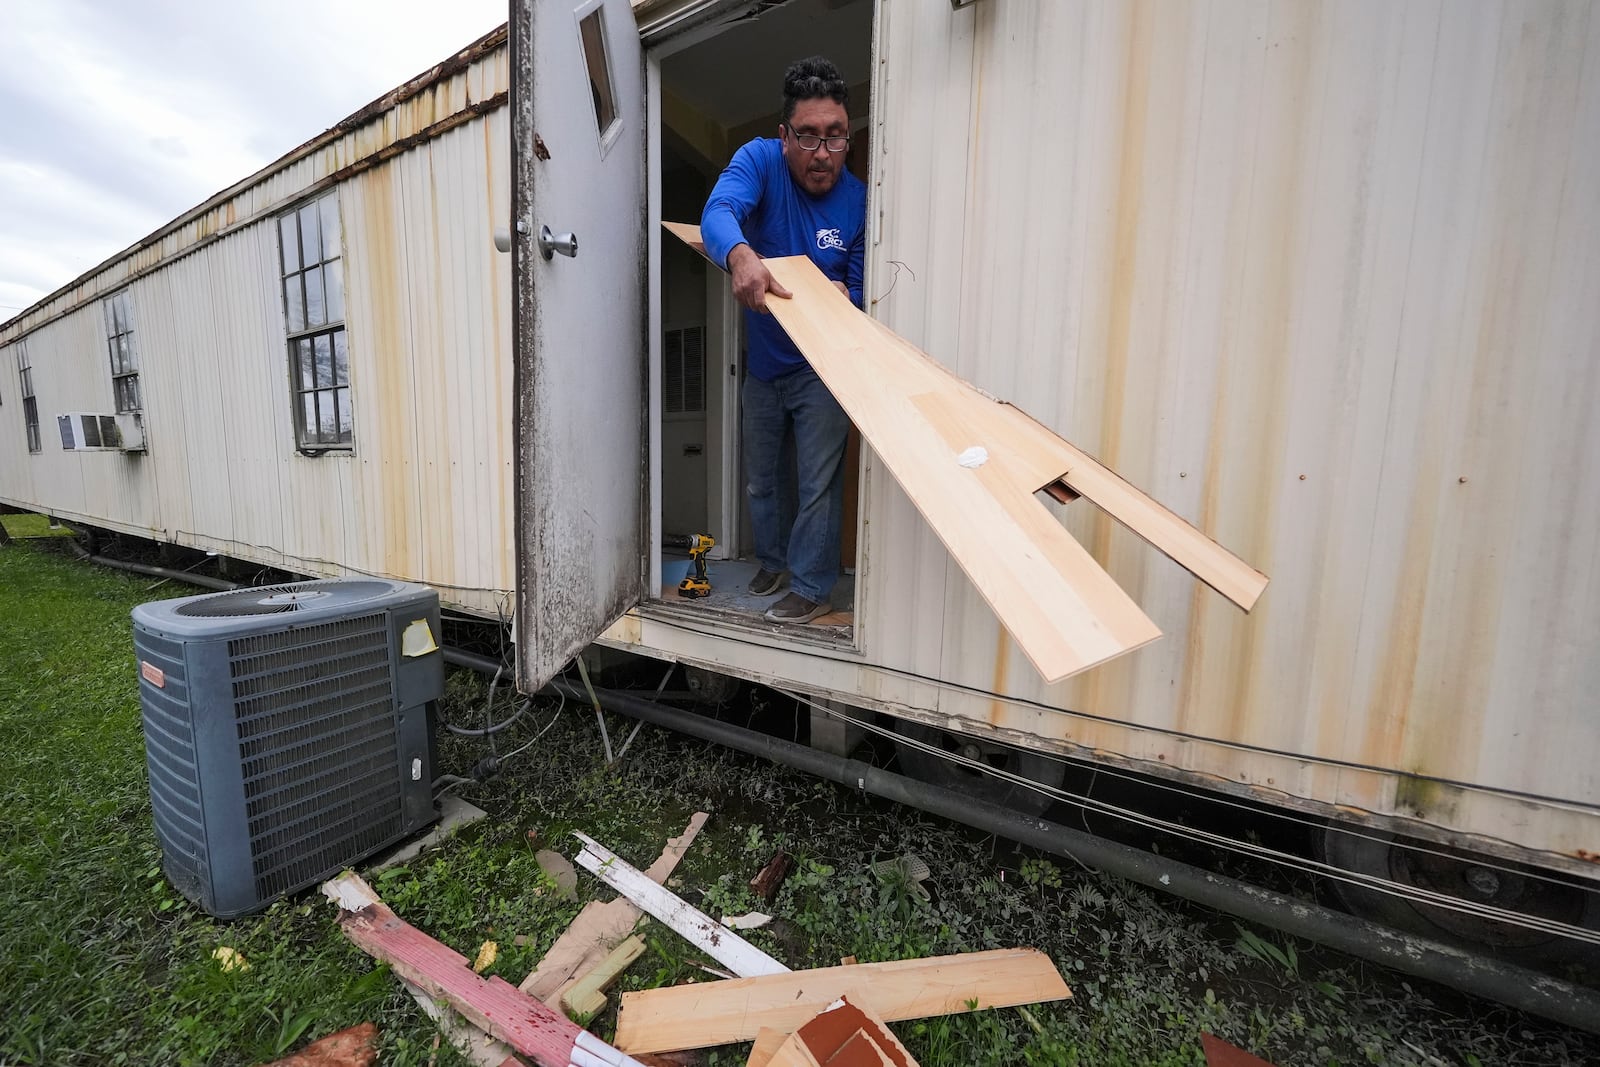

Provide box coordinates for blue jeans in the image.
[742,366,850,603]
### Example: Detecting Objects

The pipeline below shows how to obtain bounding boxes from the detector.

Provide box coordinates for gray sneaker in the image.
[764,592,830,624]
[748,568,787,596]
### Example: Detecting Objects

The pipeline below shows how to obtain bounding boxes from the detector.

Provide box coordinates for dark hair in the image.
[782,56,849,122]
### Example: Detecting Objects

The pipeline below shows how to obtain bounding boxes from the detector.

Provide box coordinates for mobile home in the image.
[3,0,1596,954]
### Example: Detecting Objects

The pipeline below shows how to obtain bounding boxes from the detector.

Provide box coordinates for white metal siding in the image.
[616,0,1600,865]
[0,48,513,616]
[866,0,1600,831]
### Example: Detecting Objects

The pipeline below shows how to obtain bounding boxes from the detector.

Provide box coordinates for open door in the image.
[511,0,647,690]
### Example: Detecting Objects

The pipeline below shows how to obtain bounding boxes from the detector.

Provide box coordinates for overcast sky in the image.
[0,0,508,320]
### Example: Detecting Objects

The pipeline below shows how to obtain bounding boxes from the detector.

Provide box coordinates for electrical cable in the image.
[501,687,568,764]
[633,611,1598,812]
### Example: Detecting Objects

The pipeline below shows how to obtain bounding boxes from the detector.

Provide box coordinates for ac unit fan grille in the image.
[177,580,396,617]
[136,628,209,904]
[227,614,402,903]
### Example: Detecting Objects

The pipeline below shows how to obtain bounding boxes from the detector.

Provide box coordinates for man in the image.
[700,56,867,625]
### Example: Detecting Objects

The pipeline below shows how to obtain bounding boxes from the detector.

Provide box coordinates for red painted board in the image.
[333,892,580,1066]
[1201,1033,1278,1067]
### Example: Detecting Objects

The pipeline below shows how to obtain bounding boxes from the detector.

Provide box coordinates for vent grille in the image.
[227,614,401,903]
[137,629,208,904]
[664,325,706,415]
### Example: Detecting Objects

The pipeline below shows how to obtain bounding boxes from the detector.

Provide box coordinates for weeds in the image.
[3,538,1599,1065]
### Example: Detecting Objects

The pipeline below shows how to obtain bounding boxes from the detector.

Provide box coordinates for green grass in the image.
[2,537,1598,1066]
[0,512,76,538]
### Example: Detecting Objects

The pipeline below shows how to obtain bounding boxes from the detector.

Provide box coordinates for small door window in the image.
[578,7,618,142]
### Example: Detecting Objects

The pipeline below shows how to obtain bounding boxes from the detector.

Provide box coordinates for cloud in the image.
[0,0,506,316]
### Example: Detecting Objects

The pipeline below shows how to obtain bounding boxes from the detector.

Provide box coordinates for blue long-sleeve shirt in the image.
[701,138,867,381]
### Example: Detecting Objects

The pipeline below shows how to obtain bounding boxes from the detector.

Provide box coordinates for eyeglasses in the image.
[784,124,850,153]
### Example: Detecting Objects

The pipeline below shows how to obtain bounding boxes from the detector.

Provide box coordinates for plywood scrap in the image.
[612,947,1070,1055]
[562,935,647,1018]
[321,872,646,1067]
[520,811,708,1002]
[257,1023,378,1067]
[573,831,789,978]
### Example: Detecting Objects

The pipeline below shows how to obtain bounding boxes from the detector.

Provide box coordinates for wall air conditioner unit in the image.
[116,411,146,452]
[132,578,443,917]
[57,412,122,451]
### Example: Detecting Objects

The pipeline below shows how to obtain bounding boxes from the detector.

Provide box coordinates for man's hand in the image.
[728,244,793,314]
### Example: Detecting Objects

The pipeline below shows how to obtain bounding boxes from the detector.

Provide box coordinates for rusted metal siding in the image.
[0,43,513,616]
[858,0,1600,850]
[610,0,1598,868]
[0,27,509,348]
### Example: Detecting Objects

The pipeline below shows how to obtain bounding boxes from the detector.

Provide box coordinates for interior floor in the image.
[661,552,854,637]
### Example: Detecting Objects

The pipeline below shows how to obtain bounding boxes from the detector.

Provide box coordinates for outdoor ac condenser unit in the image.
[132,578,443,918]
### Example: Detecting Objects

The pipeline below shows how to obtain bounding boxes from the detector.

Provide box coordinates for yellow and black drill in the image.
[668,533,715,598]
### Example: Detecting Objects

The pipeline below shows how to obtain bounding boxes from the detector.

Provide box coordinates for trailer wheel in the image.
[1317,822,1600,968]
[891,721,1065,817]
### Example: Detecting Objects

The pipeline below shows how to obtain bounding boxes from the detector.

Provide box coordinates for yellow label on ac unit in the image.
[401,619,438,657]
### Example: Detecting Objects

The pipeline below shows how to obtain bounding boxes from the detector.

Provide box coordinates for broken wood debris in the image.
[256,1022,379,1067]
[767,997,918,1067]
[745,1028,788,1067]
[612,947,1071,1055]
[572,831,789,978]
[747,851,794,902]
[321,872,646,1067]
[562,935,647,1018]
[520,811,709,1004]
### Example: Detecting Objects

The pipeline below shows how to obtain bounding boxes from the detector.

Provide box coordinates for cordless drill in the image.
[673,533,715,598]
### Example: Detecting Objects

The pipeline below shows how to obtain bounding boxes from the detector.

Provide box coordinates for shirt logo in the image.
[815,228,845,252]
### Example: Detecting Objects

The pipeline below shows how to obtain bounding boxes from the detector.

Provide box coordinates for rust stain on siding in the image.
[988,628,1010,724]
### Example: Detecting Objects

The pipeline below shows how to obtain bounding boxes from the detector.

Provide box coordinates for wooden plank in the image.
[521,900,623,1001]
[612,948,1070,1055]
[660,221,707,261]
[562,935,647,1017]
[746,1028,789,1067]
[665,221,1267,614]
[321,873,646,1067]
[520,811,708,1001]
[866,306,1267,611]
[760,254,1161,682]
[574,832,789,977]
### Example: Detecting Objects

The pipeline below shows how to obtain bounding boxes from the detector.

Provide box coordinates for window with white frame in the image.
[102,290,141,412]
[278,192,350,450]
[16,342,39,453]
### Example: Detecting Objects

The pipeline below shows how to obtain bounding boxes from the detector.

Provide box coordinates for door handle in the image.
[538,225,578,260]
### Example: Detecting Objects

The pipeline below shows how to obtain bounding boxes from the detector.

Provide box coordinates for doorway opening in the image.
[649,0,875,644]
